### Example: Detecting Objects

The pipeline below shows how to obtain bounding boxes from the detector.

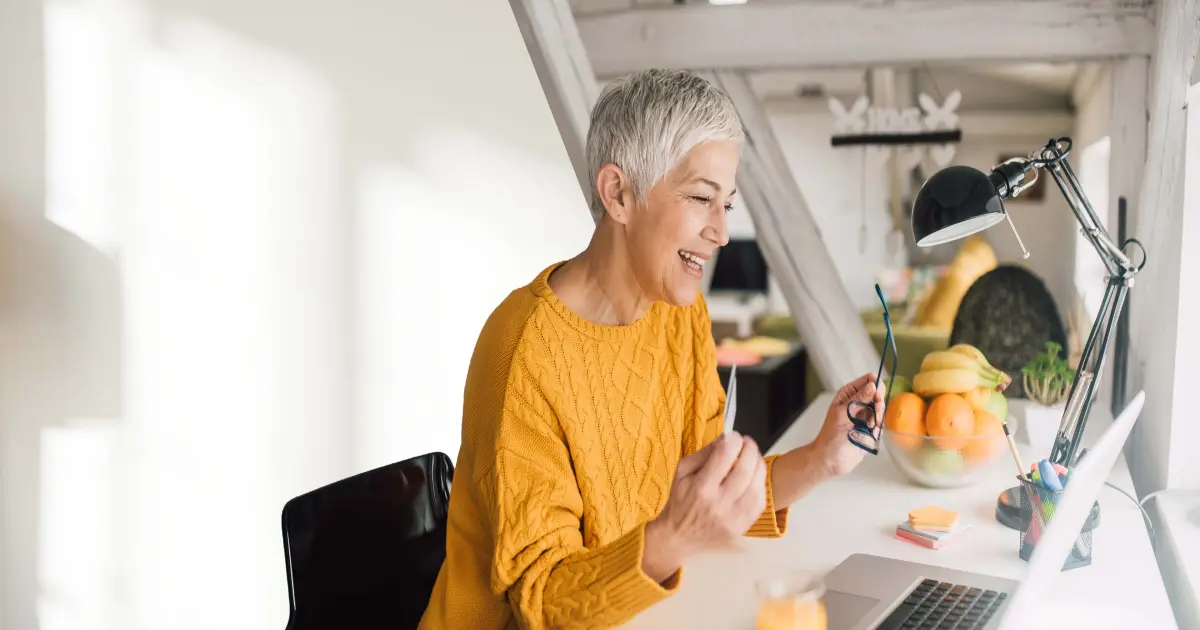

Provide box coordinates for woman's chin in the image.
[664,282,701,307]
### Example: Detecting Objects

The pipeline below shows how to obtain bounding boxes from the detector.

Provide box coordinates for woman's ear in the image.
[595,164,631,225]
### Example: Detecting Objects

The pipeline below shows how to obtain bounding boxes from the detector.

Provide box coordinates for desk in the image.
[626,393,1175,629]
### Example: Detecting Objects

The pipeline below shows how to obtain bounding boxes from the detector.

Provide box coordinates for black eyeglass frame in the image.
[847,284,898,455]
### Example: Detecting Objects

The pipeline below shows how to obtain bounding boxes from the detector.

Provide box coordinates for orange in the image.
[925,394,976,450]
[884,392,927,452]
[964,408,1004,462]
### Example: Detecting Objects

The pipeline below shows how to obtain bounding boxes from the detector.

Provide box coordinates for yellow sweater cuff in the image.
[588,522,682,613]
[746,454,790,538]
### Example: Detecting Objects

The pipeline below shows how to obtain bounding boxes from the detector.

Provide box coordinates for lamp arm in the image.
[1025,145,1143,466]
[1048,276,1130,466]
[1042,153,1138,277]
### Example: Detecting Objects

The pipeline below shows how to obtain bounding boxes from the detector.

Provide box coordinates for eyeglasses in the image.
[847,283,898,455]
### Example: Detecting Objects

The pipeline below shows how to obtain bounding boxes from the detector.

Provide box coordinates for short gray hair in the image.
[585,69,744,224]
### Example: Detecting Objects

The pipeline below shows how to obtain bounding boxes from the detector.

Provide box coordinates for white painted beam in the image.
[705,71,879,387]
[1072,62,1110,111]
[577,1,1156,75]
[510,0,601,207]
[1126,0,1200,496]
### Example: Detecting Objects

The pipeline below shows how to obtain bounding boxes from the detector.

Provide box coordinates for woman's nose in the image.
[704,210,730,247]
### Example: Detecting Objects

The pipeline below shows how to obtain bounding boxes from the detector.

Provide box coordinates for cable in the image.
[1105,481,1156,543]
[1029,137,1073,166]
[1139,489,1168,509]
[1123,238,1148,272]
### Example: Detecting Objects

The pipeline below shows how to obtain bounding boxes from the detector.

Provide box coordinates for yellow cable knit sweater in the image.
[418,262,788,630]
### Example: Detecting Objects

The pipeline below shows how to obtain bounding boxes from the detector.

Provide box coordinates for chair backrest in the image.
[282,452,453,630]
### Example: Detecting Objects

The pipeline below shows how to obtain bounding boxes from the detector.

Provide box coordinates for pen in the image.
[1001,421,1028,482]
[723,364,738,434]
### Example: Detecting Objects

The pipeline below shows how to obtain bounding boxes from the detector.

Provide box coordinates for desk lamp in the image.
[909,138,1146,526]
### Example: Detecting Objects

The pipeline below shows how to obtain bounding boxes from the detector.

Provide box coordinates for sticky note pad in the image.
[896,520,972,550]
[910,522,955,533]
[895,529,948,550]
[901,519,971,538]
[908,505,959,530]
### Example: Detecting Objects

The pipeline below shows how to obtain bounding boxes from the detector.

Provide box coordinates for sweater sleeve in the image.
[684,293,789,538]
[481,356,680,629]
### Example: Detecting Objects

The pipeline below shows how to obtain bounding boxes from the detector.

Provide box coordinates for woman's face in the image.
[625,139,738,307]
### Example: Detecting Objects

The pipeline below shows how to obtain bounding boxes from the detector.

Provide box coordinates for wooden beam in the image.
[1072,62,1109,111]
[1126,0,1200,495]
[577,1,1156,75]
[510,0,601,209]
[704,71,879,387]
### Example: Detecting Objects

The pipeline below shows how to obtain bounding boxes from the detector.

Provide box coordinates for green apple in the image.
[887,375,912,401]
[984,391,1008,422]
[918,448,964,477]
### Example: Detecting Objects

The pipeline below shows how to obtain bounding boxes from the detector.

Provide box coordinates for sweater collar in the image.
[530,261,665,342]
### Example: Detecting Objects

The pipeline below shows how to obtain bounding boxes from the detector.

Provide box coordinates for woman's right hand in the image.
[642,432,767,580]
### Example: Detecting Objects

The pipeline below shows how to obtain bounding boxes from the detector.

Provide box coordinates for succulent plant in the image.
[1020,341,1075,406]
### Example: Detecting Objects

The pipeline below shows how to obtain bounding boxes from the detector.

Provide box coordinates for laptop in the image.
[819,391,1146,630]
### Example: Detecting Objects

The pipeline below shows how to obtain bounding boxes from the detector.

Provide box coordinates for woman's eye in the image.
[690,196,710,204]
[724,203,734,213]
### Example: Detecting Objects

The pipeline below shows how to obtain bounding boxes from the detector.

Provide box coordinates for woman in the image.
[418,69,884,630]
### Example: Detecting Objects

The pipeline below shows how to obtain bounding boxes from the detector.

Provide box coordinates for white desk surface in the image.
[627,392,1175,629]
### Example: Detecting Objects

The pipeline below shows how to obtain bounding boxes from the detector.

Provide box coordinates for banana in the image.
[943,344,1013,391]
[913,369,982,397]
[948,343,988,364]
[921,350,991,374]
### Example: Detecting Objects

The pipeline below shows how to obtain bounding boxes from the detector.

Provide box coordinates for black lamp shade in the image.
[911,165,1007,247]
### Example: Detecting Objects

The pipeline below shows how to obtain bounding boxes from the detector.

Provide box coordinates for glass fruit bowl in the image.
[882,429,1008,489]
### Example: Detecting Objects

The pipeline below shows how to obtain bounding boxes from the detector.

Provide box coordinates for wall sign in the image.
[829,90,963,173]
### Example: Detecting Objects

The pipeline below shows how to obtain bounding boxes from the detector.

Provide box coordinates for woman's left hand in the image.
[812,372,885,478]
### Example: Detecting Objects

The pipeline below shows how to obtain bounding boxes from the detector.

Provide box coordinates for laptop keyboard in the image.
[876,578,1008,629]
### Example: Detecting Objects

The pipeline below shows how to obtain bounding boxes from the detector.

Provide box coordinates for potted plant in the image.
[1017,341,1075,450]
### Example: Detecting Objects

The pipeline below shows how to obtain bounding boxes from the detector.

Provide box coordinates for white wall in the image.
[1074,67,1113,153]
[726,105,897,314]
[0,1,594,629]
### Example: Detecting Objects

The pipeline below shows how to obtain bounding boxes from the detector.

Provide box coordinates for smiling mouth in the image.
[679,250,705,276]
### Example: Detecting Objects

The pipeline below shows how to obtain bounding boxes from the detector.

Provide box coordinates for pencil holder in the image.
[1016,475,1097,571]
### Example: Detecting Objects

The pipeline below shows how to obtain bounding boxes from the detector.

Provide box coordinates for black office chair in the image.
[281,452,453,630]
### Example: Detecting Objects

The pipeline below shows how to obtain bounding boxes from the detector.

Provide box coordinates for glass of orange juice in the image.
[756,572,827,630]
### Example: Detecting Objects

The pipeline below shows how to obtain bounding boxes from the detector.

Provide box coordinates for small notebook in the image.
[895,520,972,550]
[908,505,959,530]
